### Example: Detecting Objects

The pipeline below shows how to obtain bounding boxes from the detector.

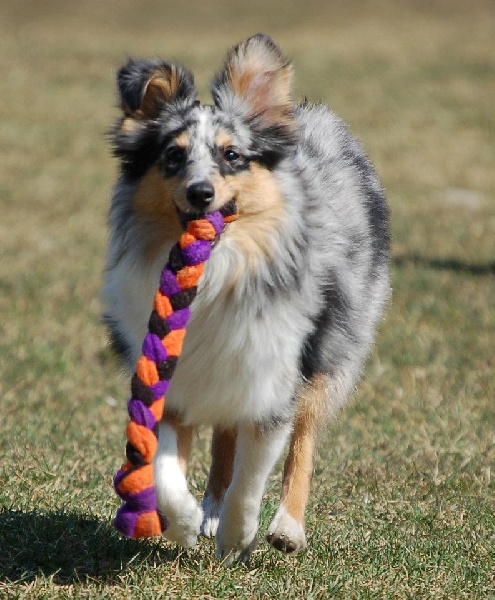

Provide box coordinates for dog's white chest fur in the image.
[108,233,310,427]
[170,236,310,426]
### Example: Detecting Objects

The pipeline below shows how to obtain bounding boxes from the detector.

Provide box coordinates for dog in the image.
[102,34,390,563]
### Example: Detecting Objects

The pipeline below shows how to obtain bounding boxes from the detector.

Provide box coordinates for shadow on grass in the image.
[393,254,495,276]
[0,509,178,585]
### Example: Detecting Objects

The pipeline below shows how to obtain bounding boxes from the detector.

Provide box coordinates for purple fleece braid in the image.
[113,201,238,538]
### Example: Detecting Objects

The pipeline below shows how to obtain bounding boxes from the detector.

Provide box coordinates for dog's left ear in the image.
[211,35,296,139]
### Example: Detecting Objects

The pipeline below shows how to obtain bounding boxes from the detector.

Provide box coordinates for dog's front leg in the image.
[154,413,203,549]
[216,422,290,564]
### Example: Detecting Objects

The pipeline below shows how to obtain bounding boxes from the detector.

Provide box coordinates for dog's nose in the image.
[186,181,215,209]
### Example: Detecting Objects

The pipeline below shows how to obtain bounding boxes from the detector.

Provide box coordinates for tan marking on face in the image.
[210,171,235,208]
[174,130,190,148]
[132,165,181,216]
[280,375,328,524]
[215,131,234,150]
[130,165,183,260]
[222,162,287,276]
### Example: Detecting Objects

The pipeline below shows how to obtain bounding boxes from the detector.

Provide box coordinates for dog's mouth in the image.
[176,199,237,230]
[174,178,238,219]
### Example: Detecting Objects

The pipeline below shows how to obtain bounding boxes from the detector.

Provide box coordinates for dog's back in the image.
[102,34,389,561]
[294,102,389,385]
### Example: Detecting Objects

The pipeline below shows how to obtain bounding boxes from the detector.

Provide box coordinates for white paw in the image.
[216,498,259,564]
[158,490,203,549]
[201,493,221,538]
[217,534,258,566]
[266,506,307,554]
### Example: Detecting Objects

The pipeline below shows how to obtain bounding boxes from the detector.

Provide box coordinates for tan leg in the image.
[201,427,236,538]
[206,428,237,502]
[267,375,328,553]
[154,412,202,548]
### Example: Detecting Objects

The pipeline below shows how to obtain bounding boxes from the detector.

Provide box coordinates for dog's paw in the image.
[200,492,222,538]
[159,491,203,549]
[215,502,259,565]
[216,531,259,566]
[266,506,307,554]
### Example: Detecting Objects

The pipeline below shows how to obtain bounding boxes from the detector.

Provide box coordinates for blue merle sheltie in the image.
[102,34,390,563]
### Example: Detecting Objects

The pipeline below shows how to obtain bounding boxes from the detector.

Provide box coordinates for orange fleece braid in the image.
[113,201,237,538]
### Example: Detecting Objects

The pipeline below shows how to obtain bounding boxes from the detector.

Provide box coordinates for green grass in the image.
[0,0,494,597]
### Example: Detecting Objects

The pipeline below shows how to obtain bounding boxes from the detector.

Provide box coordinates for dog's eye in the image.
[164,146,186,166]
[224,147,240,162]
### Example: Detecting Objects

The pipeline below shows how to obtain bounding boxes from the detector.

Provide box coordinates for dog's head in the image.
[112,35,297,217]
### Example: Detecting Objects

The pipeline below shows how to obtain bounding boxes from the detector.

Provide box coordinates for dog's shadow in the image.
[0,509,178,584]
[393,254,495,276]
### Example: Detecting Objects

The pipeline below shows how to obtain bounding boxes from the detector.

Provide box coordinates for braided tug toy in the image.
[113,201,238,538]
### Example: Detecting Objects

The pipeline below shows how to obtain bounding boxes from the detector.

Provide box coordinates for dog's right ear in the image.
[117,58,196,119]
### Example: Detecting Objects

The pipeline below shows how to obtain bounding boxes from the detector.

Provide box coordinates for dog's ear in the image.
[211,34,295,133]
[117,58,196,119]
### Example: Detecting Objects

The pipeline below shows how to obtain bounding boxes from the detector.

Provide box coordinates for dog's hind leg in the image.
[154,412,203,548]
[201,427,237,538]
[266,375,329,554]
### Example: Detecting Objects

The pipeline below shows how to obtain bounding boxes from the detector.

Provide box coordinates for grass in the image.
[0,0,494,597]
